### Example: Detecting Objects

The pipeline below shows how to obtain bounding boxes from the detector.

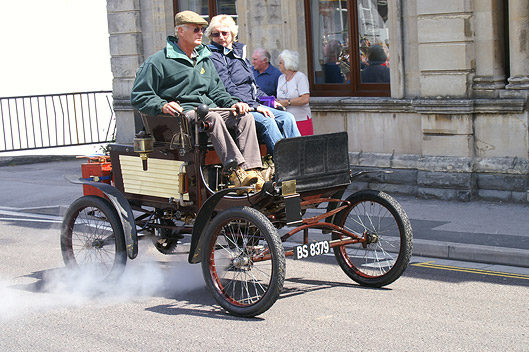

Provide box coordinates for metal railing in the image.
[0,91,115,152]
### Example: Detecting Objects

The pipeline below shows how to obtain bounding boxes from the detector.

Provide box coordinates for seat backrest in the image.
[141,113,193,153]
[273,132,351,193]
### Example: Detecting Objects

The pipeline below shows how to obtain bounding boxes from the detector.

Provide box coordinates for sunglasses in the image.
[188,26,205,33]
[211,31,229,38]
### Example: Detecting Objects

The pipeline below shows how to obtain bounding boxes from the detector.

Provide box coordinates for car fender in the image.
[64,175,138,259]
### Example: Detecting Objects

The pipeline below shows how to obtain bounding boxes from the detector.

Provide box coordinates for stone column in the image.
[239,0,306,71]
[107,0,174,144]
[107,0,144,144]
[416,0,474,97]
[472,0,506,97]
[505,0,529,94]
[388,0,405,99]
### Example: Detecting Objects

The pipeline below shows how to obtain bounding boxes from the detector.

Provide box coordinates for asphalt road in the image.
[0,158,83,209]
[0,216,528,351]
[0,159,528,351]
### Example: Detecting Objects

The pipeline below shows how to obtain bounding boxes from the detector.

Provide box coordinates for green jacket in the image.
[130,36,239,116]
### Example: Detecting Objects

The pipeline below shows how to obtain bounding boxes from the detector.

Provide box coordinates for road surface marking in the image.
[412,261,529,280]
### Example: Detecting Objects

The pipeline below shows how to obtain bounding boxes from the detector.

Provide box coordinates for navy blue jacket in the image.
[208,41,266,108]
[361,61,390,83]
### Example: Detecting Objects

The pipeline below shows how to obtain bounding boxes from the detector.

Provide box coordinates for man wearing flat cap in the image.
[131,10,264,191]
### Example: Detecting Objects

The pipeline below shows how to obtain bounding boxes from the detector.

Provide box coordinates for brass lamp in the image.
[133,131,154,171]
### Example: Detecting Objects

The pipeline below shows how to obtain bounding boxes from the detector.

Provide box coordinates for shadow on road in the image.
[287,253,529,287]
[145,303,263,321]
[280,276,389,300]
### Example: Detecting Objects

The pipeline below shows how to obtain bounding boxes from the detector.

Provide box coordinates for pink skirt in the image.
[296,117,314,136]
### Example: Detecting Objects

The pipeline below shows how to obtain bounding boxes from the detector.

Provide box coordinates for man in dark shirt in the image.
[361,45,390,83]
[252,48,282,97]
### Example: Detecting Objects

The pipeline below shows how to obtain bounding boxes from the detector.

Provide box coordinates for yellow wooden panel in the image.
[119,155,189,200]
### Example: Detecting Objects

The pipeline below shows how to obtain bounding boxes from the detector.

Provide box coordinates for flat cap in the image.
[174,10,208,26]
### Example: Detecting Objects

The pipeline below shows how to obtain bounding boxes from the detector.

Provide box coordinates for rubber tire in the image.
[201,206,286,317]
[61,195,127,282]
[332,190,413,287]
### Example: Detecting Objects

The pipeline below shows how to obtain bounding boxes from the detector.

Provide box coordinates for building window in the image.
[304,0,390,97]
[173,0,237,21]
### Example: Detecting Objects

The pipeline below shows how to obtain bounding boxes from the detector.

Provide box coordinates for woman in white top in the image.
[276,50,313,136]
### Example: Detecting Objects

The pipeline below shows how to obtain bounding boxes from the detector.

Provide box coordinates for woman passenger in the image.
[276,50,313,136]
[205,15,300,161]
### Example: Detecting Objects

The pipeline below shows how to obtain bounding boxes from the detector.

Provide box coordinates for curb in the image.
[412,239,529,268]
[0,155,77,167]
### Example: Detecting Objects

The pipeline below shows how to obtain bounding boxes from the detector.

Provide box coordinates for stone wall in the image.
[105,0,529,202]
[309,0,529,202]
[312,96,529,202]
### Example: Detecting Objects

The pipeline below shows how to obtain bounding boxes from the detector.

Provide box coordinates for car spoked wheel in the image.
[61,195,126,281]
[201,206,285,317]
[332,190,413,287]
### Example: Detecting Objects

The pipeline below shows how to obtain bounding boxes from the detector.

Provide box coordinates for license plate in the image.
[293,240,330,260]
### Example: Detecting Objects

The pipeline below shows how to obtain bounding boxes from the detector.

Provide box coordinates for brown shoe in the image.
[260,167,274,182]
[260,155,275,181]
[230,167,258,187]
[247,170,265,192]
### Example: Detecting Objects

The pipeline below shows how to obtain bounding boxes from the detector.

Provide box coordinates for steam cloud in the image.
[0,247,205,320]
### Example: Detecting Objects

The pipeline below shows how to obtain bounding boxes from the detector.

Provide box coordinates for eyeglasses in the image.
[187,26,205,33]
[211,31,229,38]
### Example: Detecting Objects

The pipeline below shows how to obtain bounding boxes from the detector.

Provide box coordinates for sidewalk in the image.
[395,194,529,268]
[1,156,528,268]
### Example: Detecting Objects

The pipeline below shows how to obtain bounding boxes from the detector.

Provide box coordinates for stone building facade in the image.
[106,0,529,202]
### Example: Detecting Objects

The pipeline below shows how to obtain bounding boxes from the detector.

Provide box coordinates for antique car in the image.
[61,106,413,317]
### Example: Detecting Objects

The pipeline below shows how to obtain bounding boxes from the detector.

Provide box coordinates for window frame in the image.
[173,0,232,20]
[303,0,390,97]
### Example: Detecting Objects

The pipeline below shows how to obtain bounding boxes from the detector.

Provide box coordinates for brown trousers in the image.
[186,110,262,170]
